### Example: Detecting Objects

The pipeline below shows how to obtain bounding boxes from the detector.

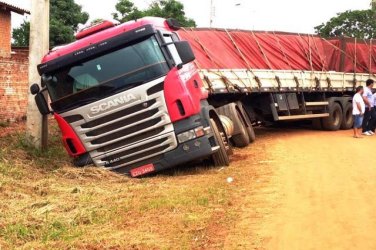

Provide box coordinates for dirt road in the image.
[226,127,376,250]
[2,124,376,249]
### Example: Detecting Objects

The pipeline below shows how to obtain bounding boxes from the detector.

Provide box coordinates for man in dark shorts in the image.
[362,79,375,135]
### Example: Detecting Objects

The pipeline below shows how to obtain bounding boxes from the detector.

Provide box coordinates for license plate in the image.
[130,164,155,177]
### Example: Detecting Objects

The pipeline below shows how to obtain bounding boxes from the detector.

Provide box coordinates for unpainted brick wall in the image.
[0,48,29,122]
[0,9,11,58]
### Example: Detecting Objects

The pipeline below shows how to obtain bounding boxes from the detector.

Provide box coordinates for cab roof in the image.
[41,17,175,64]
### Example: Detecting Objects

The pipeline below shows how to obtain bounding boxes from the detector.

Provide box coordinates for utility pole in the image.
[26,0,49,149]
[210,0,215,28]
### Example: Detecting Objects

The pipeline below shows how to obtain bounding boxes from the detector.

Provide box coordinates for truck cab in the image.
[32,17,228,177]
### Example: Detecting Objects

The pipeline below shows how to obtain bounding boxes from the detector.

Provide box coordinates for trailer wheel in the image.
[217,103,250,147]
[340,103,353,130]
[312,118,323,130]
[210,118,230,167]
[246,124,256,143]
[236,102,256,143]
[231,109,251,147]
[322,102,343,131]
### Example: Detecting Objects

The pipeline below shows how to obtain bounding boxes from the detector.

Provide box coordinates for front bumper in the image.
[127,133,214,176]
[73,102,217,176]
[115,112,215,176]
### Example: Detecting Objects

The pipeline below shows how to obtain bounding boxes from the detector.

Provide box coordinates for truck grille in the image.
[99,136,173,169]
[61,79,177,170]
[90,117,162,144]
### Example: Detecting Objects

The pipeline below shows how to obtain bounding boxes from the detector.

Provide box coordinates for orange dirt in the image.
[2,124,376,249]
[224,127,376,250]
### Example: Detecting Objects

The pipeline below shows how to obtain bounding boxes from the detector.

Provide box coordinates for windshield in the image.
[44,36,169,111]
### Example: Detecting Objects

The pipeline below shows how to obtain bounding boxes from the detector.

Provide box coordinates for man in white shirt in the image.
[372,91,376,133]
[362,79,375,135]
[353,86,365,138]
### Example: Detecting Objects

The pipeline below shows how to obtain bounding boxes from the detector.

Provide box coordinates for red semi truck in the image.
[30,17,372,177]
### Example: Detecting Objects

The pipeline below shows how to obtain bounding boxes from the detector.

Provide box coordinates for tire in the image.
[322,102,343,131]
[210,118,230,167]
[231,108,251,147]
[236,102,256,143]
[340,103,353,130]
[217,103,250,148]
[246,124,256,143]
[312,118,323,130]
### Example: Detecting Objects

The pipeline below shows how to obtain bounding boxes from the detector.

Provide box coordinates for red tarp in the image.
[177,29,376,74]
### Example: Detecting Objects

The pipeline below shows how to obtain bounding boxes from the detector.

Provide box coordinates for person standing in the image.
[371,91,376,133]
[362,79,375,135]
[353,86,365,138]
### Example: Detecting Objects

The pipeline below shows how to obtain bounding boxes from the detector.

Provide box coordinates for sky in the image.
[9,0,371,34]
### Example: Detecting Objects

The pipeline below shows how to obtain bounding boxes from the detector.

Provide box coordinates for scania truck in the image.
[31,17,371,177]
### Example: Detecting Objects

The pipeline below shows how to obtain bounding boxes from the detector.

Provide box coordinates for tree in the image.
[315,9,376,39]
[112,0,196,27]
[112,0,143,23]
[90,18,105,26]
[12,20,30,47]
[12,0,89,47]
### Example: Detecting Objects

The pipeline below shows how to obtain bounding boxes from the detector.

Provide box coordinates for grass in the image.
[0,121,267,249]
[0,121,9,128]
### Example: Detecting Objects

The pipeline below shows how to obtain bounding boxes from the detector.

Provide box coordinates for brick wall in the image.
[0,48,29,122]
[0,9,11,58]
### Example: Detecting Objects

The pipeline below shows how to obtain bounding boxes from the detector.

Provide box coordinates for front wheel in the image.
[210,118,230,167]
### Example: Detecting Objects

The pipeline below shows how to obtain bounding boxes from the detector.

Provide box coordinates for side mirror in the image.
[175,41,196,66]
[30,83,40,95]
[35,93,51,116]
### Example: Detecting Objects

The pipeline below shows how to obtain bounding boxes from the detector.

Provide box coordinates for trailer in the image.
[178,28,372,130]
[30,17,372,177]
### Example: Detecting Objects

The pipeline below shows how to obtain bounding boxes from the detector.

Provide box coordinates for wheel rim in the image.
[333,109,340,126]
[346,108,352,124]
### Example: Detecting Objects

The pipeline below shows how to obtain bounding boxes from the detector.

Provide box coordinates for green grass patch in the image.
[0,121,9,128]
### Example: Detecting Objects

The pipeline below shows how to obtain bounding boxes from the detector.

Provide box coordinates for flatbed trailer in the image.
[201,69,368,122]
[178,28,373,130]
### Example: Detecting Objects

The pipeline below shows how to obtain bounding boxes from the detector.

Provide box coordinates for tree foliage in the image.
[12,21,30,47]
[315,9,376,39]
[112,0,196,27]
[12,0,89,47]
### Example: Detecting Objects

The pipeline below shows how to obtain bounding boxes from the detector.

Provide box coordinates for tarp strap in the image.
[203,74,215,93]
[251,31,273,70]
[273,31,301,91]
[224,29,255,92]
[229,69,252,93]
[311,35,328,71]
[180,28,205,72]
[182,27,232,92]
[251,31,283,90]
[354,38,357,75]
[363,38,375,76]
[224,29,252,71]
[297,33,314,73]
[180,27,214,92]
[272,31,293,70]
[370,39,373,76]
[298,34,316,91]
[321,37,376,78]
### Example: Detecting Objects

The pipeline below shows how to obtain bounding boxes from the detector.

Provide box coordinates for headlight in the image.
[177,130,196,144]
[177,126,205,144]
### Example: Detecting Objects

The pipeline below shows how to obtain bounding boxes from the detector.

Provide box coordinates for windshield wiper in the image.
[56,81,146,112]
[62,97,101,111]
[108,80,146,95]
